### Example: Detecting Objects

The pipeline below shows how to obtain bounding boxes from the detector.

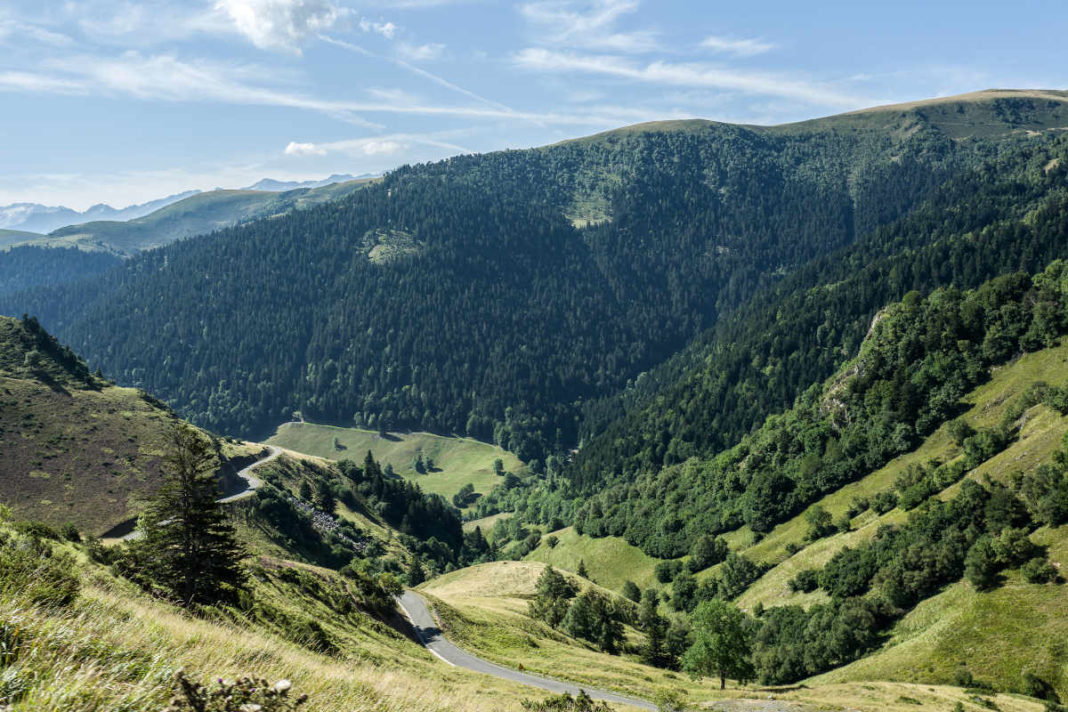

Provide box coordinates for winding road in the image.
[218,445,281,503]
[396,591,657,711]
[120,445,281,540]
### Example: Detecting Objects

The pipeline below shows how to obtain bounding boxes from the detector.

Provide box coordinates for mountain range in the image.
[5,89,1068,711]
[0,173,369,236]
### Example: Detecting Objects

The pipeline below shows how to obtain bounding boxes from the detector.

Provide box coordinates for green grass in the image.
[420,561,1047,712]
[813,523,1068,700]
[0,516,549,712]
[266,422,525,511]
[524,526,661,593]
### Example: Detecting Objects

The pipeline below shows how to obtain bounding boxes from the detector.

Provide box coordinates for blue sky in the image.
[1,0,1066,210]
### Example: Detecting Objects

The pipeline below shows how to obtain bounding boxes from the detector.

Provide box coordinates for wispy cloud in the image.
[701,35,774,57]
[520,0,657,53]
[514,48,866,107]
[0,50,657,128]
[0,18,74,47]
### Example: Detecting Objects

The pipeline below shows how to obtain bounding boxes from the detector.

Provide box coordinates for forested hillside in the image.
[571,122,1068,489]
[6,93,1065,459]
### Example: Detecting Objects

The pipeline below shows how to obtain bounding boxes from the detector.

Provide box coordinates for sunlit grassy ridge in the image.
[524,526,661,592]
[267,422,525,510]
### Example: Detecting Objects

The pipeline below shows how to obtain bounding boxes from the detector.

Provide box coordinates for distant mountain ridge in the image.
[0,190,199,234]
[0,174,371,235]
[241,173,378,191]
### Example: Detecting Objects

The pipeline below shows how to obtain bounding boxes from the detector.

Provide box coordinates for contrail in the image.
[319,35,521,117]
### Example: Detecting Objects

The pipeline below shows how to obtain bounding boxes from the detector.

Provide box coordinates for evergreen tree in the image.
[965,535,1000,590]
[529,565,576,628]
[135,424,245,606]
[622,579,641,603]
[639,588,671,668]
[315,479,336,514]
[576,559,589,578]
[682,599,754,690]
[407,555,426,586]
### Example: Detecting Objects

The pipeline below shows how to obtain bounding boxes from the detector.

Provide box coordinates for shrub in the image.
[788,569,820,594]
[1022,557,1058,584]
[871,491,898,514]
[162,671,308,712]
[521,691,612,711]
[1020,672,1061,702]
[546,535,559,548]
[0,535,80,607]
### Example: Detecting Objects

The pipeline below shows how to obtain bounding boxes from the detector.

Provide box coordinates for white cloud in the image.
[216,0,345,53]
[283,132,470,158]
[520,0,657,53]
[513,48,865,108]
[701,35,774,57]
[398,42,445,61]
[359,18,397,39]
[361,139,405,155]
[284,141,327,156]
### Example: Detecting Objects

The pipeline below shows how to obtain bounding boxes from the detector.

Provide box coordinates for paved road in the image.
[218,445,281,503]
[122,445,281,540]
[396,591,656,711]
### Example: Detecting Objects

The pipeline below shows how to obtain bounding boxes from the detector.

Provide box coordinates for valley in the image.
[5,88,1068,712]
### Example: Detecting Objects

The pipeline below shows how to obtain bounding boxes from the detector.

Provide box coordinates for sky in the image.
[1,0,1066,210]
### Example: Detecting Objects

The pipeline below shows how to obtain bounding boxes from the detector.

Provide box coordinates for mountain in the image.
[0,190,199,234]
[242,173,375,191]
[7,178,375,256]
[5,90,1068,457]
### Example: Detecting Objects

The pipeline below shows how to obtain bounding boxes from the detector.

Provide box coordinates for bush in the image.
[521,691,613,712]
[655,560,683,584]
[871,491,898,514]
[1020,672,1061,703]
[0,535,80,607]
[1022,557,1058,584]
[162,671,308,712]
[788,569,820,594]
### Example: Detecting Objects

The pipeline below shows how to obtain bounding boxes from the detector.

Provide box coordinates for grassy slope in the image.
[0,228,42,248]
[0,315,262,534]
[419,561,1045,712]
[267,422,525,511]
[0,522,552,712]
[421,560,726,705]
[813,524,1068,697]
[524,526,661,593]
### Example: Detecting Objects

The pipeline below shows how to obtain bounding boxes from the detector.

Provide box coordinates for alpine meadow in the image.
[4,2,1068,710]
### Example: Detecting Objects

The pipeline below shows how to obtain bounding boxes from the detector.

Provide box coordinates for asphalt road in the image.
[396,590,657,711]
[122,445,281,540]
[218,445,281,503]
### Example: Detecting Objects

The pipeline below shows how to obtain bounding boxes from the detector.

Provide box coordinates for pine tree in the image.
[407,555,426,586]
[136,424,245,606]
[577,559,589,579]
[639,588,671,668]
[528,565,576,628]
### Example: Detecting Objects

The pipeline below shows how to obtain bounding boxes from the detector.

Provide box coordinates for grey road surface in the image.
[218,445,281,503]
[396,590,657,711]
[122,445,281,539]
